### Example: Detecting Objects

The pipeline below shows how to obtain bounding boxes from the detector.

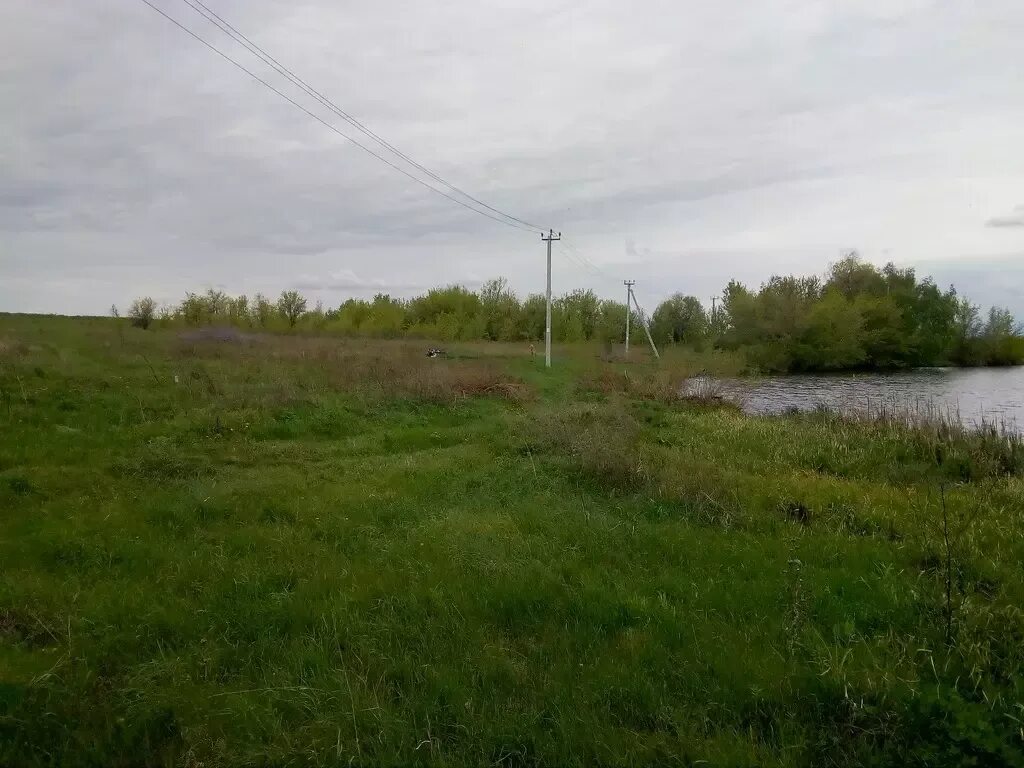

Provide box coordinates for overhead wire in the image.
[559,239,662,328]
[557,239,661,321]
[134,0,545,234]
[178,0,549,234]
[557,238,621,285]
[557,242,605,280]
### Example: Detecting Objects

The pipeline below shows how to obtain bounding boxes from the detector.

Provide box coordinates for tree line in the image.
[714,255,1023,369]
[125,254,1023,370]
[126,279,638,345]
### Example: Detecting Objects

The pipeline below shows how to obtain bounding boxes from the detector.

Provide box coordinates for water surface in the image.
[697,367,1024,432]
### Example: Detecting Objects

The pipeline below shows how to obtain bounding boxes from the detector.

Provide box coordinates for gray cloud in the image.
[2,0,1024,315]
[986,205,1024,228]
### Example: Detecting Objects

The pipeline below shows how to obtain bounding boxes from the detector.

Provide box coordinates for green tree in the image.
[204,289,230,323]
[277,290,307,329]
[408,286,482,338]
[650,294,708,345]
[827,252,886,299]
[596,300,631,344]
[554,289,601,342]
[854,295,908,368]
[909,280,958,365]
[364,294,408,336]
[719,280,760,348]
[982,307,1021,365]
[792,290,866,371]
[251,293,275,328]
[758,275,821,342]
[228,295,250,327]
[719,276,820,369]
[478,278,522,341]
[334,298,371,333]
[179,293,206,326]
[522,294,547,341]
[950,298,983,365]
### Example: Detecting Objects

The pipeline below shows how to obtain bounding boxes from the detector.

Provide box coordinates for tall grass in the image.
[814,397,1024,480]
[166,333,533,407]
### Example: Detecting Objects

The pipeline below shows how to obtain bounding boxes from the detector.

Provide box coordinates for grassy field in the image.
[1,314,1023,767]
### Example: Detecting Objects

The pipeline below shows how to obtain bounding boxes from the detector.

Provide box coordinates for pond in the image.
[692,367,1024,432]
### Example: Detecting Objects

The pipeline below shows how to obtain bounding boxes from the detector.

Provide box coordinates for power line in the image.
[134,0,544,233]
[178,0,548,234]
[558,239,617,281]
[557,242,604,279]
[557,239,668,337]
[559,239,598,272]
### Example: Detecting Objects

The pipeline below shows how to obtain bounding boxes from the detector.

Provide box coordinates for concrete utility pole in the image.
[623,280,636,356]
[627,285,660,360]
[541,229,561,368]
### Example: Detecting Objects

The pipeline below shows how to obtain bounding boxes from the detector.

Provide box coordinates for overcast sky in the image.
[2,0,1024,317]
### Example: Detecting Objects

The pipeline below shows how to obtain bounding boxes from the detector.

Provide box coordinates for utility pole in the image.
[541,229,561,368]
[627,285,660,360]
[623,280,635,356]
[710,296,717,320]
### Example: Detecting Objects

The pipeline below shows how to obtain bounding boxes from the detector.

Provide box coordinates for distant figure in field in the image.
[529,343,536,358]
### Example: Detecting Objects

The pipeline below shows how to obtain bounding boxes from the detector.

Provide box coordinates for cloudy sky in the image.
[3,0,1024,317]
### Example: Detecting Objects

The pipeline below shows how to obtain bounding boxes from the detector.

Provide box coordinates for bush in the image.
[128,297,157,330]
[901,687,1024,767]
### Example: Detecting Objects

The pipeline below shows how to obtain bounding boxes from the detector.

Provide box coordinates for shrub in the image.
[128,297,157,330]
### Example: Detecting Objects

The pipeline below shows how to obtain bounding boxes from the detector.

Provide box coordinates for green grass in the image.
[1,314,1022,767]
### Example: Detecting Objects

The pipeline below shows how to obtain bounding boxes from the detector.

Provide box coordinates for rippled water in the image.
[694,367,1024,432]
